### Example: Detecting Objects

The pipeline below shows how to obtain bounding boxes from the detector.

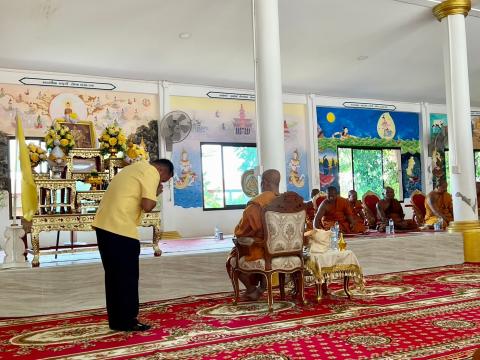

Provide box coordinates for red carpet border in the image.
[1,264,480,359]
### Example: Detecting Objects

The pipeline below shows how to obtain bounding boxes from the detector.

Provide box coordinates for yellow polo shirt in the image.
[92,160,160,240]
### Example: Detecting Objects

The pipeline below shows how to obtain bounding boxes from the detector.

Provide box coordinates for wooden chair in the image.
[409,189,426,226]
[305,191,327,230]
[231,191,307,312]
[362,191,381,228]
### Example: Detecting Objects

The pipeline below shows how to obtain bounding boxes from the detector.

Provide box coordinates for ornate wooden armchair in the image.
[231,192,307,312]
[362,191,381,228]
[305,191,327,230]
[409,189,426,226]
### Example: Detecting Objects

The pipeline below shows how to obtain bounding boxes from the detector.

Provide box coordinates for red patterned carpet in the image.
[1,264,480,360]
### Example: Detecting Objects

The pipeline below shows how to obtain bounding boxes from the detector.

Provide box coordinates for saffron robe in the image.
[378,198,418,231]
[321,197,365,234]
[425,191,453,227]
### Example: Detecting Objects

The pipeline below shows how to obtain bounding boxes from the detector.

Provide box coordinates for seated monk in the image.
[347,190,367,233]
[377,186,418,232]
[314,186,365,234]
[226,169,280,301]
[425,179,453,229]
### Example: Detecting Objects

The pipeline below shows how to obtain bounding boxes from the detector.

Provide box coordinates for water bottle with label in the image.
[214,226,220,240]
[389,218,395,235]
[330,228,338,250]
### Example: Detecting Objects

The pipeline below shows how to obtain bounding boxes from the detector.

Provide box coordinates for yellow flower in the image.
[69,140,75,147]
[60,139,69,147]
[47,139,54,146]
[102,134,110,141]
[118,134,126,142]
[109,138,117,146]
[67,134,73,140]
[30,153,39,162]
[118,138,125,146]
[60,129,66,136]
[108,128,116,136]
[36,147,44,154]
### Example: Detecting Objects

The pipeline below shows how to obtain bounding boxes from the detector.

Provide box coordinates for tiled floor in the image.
[0,231,464,317]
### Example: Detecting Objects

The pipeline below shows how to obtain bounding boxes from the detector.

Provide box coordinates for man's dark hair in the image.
[327,186,338,193]
[151,159,174,175]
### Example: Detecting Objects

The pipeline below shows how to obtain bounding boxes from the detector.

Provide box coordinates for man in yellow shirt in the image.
[93,159,173,332]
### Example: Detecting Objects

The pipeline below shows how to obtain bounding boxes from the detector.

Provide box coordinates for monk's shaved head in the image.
[261,169,280,193]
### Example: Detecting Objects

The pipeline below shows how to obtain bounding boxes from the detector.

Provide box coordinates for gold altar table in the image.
[23,211,162,267]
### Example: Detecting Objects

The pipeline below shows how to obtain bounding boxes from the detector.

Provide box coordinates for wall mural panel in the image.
[170,96,309,208]
[0,83,158,139]
[316,106,421,199]
[429,112,479,188]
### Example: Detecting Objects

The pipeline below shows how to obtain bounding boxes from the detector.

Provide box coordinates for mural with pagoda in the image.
[169,96,310,208]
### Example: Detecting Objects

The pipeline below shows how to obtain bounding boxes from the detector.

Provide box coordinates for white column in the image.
[439,11,477,220]
[252,0,286,191]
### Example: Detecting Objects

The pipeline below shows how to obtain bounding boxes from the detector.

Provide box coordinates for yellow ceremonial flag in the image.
[16,115,38,221]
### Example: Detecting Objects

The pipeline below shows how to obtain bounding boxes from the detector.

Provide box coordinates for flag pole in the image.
[12,111,18,226]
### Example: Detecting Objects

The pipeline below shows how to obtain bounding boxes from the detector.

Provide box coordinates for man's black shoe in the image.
[111,322,151,332]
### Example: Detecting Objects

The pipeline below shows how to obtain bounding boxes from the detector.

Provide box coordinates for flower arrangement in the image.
[124,140,149,164]
[44,122,75,153]
[27,143,47,168]
[98,124,127,156]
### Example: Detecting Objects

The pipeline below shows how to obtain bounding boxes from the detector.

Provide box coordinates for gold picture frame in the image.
[56,120,96,149]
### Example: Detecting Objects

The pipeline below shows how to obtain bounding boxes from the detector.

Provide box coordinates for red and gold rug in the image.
[1,264,480,359]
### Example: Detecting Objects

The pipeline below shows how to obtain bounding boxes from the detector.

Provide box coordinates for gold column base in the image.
[448,220,480,263]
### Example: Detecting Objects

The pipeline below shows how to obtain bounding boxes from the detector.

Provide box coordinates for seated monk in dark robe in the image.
[226,169,280,301]
[425,179,453,229]
[377,186,418,232]
[347,190,367,233]
[314,186,365,234]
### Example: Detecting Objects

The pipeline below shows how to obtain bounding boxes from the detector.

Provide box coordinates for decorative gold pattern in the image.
[347,335,392,346]
[432,319,476,329]
[28,211,161,267]
[34,179,77,214]
[104,158,126,180]
[238,355,290,360]
[436,273,480,283]
[433,0,471,21]
[75,190,105,212]
[9,323,115,345]
[197,301,295,318]
[332,285,414,298]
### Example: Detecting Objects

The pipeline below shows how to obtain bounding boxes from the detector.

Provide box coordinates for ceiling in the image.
[0,0,479,106]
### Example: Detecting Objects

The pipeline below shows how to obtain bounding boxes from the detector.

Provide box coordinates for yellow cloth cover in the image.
[305,228,331,254]
[17,116,38,221]
[92,160,160,239]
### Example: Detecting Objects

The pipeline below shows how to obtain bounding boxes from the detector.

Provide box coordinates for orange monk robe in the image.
[321,197,365,234]
[425,191,454,227]
[234,191,278,261]
[380,199,418,230]
[348,199,367,233]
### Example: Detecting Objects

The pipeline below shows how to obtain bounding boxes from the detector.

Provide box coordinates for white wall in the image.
[1,67,465,241]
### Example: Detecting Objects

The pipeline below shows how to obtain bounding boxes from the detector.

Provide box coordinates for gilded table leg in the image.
[344,276,351,299]
[316,281,322,303]
[32,231,40,267]
[152,225,162,257]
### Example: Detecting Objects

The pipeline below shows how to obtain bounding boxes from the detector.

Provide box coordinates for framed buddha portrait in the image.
[57,120,96,149]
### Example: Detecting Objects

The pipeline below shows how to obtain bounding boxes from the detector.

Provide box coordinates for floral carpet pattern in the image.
[1,264,480,359]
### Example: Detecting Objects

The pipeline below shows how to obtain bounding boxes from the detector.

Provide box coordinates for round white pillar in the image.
[434,3,477,220]
[433,0,480,263]
[252,0,286,191]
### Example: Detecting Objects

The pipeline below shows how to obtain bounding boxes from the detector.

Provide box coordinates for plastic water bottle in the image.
[434,218,443,231]
[389,218,395,235]
[214,226,220,240]
[334,221,340,239]
[330,225,339,250]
